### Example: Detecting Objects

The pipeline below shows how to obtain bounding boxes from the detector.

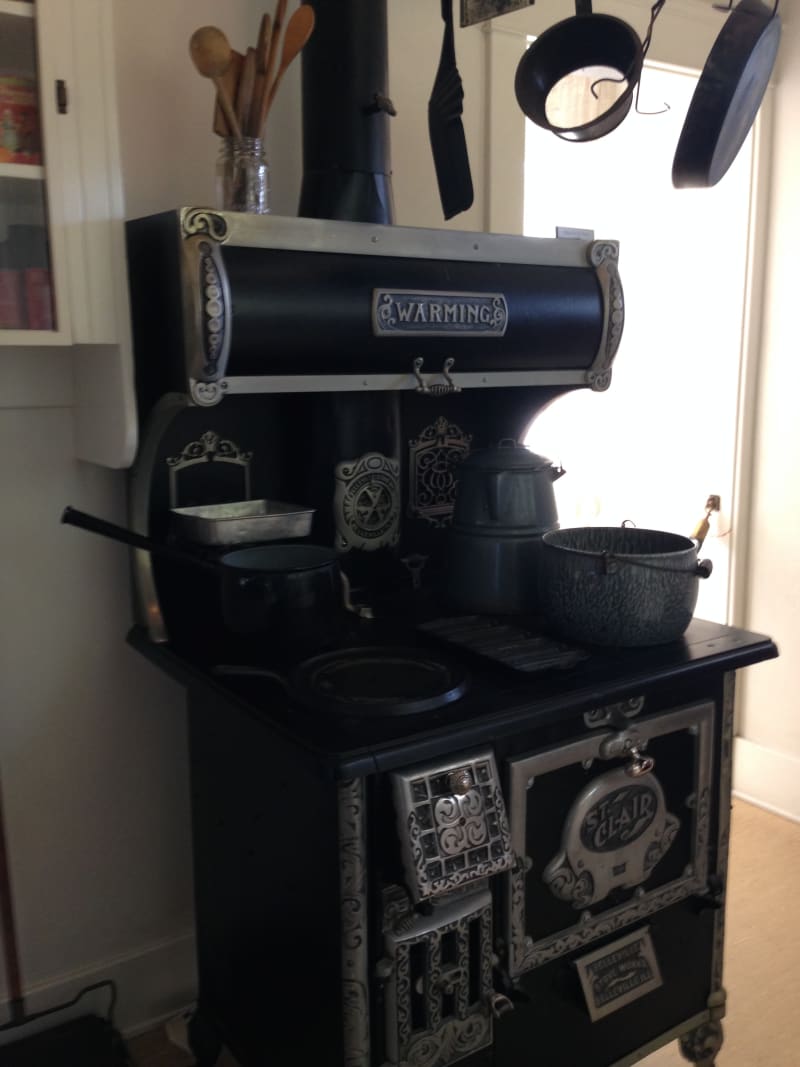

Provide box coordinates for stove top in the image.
[129,613,778,778]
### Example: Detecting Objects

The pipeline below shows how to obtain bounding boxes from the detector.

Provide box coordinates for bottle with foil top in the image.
[216,137,270,214]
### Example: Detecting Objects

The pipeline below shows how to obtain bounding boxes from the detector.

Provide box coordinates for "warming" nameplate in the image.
[372,289,508,337]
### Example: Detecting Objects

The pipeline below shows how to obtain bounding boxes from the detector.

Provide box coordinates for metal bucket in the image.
[539,526,713,647]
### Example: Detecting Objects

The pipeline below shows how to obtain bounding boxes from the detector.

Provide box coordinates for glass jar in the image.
[216,137,270,214]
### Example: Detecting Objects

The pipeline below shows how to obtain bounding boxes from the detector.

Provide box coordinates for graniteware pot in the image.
[539,526,713,647]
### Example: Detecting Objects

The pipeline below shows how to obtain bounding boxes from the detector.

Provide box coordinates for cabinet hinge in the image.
[55,80,68,115]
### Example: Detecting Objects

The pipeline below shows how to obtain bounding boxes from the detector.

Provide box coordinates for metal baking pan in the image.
[169,500,315,546]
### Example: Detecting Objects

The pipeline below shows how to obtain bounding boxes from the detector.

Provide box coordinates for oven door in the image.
[505,700,714,978]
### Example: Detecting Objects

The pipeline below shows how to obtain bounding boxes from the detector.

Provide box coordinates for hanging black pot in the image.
[514,0,645,142]
[672,0,781,188]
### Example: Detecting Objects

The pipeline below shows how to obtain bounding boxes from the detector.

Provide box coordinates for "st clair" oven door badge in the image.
[543,766,680,908]
[372,289,508,337]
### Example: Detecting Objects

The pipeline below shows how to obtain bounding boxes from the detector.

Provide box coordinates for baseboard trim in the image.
[733,736,800,824]
[0,930,197,1044]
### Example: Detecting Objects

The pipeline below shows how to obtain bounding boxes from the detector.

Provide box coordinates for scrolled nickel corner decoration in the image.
[180,207,230,241]
[181,209,232,406]
[190,379,228,407]
[338,778,370,1067]
[166,430,252,508]
[585,240,624,392]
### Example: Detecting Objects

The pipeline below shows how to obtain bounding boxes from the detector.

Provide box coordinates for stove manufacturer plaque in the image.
[575,926,663,1022]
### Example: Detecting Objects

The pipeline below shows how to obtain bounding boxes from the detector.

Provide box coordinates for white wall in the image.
[735,7,800,822]
[0,0,792,1044]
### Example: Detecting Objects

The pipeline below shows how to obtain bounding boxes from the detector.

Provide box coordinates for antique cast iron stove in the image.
[121,4,777,1065]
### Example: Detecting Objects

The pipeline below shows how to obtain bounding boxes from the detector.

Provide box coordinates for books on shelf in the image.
[0,74,41,165]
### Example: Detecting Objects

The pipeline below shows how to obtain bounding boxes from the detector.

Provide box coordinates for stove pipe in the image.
[298,0,395,224]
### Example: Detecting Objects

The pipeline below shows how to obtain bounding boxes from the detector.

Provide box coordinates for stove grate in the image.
[419,616,588,673]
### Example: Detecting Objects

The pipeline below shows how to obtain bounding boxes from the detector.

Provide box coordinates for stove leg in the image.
[187,1011,223,1067]
[678,1020,724,1066]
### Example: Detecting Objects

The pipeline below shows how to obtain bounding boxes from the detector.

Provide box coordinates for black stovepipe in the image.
[298,0,395,224]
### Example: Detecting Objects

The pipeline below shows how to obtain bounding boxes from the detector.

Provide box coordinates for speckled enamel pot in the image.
[539,527,713,647]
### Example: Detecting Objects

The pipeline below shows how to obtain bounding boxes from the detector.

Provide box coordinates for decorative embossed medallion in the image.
[543,767,680,908]
[408,417,472,527]
[392,750,513,903]
[373,289,508,337]
[334,452,400,552]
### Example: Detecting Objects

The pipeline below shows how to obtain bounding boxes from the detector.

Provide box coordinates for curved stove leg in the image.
[679,1019,724,1066]
[187,1011,223,1067]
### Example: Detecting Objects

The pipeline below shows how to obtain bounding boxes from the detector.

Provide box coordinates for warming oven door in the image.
[505,700,714,981]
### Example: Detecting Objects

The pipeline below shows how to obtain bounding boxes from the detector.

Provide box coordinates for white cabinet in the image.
[0,0,136,467]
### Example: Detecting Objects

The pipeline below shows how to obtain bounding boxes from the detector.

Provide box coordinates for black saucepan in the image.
[672,0,781,188]
[61,506,343,649]
[514,0,644,142]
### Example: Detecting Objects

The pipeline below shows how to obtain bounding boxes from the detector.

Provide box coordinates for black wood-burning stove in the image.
[123,204,777,1067]
[120,4,777,1065]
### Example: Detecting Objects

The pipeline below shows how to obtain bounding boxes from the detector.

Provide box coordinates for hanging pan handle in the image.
[60,506,220,573]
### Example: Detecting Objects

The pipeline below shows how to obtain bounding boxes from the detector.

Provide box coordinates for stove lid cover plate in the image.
[295,645,469,717]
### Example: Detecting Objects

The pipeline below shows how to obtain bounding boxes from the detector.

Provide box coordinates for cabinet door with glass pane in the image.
[0,0,71,343]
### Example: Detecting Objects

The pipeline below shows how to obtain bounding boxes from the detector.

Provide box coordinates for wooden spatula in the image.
[257,3,316,136]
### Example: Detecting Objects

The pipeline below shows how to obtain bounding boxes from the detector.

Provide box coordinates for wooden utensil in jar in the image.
[256,3,316,136]
[189,25,243,139]
[213,48,244,136]
[263,0,289,105]
[248,13,273,136]
[236,47,258,133]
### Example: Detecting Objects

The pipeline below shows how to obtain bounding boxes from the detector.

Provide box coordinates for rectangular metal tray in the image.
[170,499,315,546]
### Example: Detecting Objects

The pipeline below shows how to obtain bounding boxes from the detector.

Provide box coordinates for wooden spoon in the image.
[213,48,244,136]
[259,4,316,136]
[236,47,258,134]
[189,26,243,139]
[249,13,273,136]
[262,0,289,104]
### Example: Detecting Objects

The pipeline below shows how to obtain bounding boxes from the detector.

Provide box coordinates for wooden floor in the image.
[127,799,800,1067]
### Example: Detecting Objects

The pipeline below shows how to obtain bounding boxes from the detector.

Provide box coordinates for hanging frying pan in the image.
[514,0,645,142]
[672,0,781,188]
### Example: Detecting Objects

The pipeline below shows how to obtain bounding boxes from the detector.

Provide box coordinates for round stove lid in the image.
[294,646,469,717]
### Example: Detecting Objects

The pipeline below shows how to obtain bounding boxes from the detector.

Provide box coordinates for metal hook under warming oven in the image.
[413,356,461,395]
